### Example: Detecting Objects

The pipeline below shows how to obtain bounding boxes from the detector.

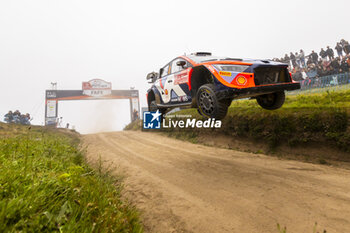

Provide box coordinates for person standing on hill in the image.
[319,48,327,61]
[346,55,350,72]
[326,46,334,60]
[13,110,21,123]
[295,52,301,68]
[344,41,350,55]
[330,58,340,73]
[335,43,343,58]
[4,111,13,123]
[300,49,306,68]
[290,52,296,68]
[310,50,318,64]
[340,57,349,73]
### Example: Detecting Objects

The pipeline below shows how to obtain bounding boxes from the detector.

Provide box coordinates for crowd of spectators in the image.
[4,110,32,125]
[273,39,350,81]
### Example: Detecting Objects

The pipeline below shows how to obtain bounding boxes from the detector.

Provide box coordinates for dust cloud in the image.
[57,99,131,134]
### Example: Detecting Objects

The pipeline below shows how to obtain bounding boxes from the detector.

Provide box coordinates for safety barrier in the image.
[298,72,350,90]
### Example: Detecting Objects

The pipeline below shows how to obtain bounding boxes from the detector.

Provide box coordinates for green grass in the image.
[0,124,142,232]
[124,120,142,131]
[179,88,350,115]
[128,89,350,154]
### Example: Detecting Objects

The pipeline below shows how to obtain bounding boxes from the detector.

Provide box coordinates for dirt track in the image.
[83,131,350,233]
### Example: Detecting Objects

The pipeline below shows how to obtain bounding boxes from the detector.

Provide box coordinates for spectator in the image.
[132,109,139,121]
[340,39,347,46]
[340,57,349,73]
[20,114,30,125]
[57,117,63,127]
[301,68,308,80]
[330,58,340,73]
[310,50,318,63]
[320,48,328,61]
[344,41,350,55]
[326,46,334,60]
[290,52,296,67]
[3,110,31,125]
[13,110,21,124]
[335,42,343,58]
[25,113,31,124]
[295,52,301,67]
[306,57,313,66]
[4,111,13,123]
[13,110,20,117]
[277,39,350,88]
[300,49,306,68]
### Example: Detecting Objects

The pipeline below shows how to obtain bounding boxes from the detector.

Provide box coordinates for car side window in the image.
[171,59,187,74]
[161,65,170,77]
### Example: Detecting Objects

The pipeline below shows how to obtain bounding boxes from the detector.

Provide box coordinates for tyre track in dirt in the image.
[83,131,350,233]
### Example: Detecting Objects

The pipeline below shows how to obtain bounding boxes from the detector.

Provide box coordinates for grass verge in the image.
[0,123,142,232]
[178,90,350,153]
[126,89,350,162]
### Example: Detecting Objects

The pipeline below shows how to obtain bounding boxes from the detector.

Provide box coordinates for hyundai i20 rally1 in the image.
[146,52,300,120]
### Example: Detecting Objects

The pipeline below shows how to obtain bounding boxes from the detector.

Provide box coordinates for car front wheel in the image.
[196,84,228,120]
[256,91,285,110]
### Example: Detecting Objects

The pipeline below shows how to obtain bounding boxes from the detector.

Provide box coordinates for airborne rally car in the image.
[146,52,300,119]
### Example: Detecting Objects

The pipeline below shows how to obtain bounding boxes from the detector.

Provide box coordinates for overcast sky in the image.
[1,0,349,133]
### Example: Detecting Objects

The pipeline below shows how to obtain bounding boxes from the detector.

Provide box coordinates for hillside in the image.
[126,89,350,164]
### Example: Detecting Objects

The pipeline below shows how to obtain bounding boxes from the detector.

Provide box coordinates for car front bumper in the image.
[216,82,301,100]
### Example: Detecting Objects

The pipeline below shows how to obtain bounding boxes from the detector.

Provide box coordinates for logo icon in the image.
[143,110,162,129]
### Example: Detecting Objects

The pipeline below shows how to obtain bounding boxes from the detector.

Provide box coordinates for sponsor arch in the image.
[45,79,140,126]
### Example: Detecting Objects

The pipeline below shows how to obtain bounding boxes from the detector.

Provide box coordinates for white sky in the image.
[1,0,349,133]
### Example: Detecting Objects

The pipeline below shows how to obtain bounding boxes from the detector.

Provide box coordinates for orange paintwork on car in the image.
[180,56,255,88]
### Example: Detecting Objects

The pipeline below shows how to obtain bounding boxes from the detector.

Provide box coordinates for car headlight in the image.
[213,64,249,72]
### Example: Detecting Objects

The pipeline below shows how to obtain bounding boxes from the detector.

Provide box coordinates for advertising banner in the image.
[82,79,112,97]
[44,79,139,125]
[46,100,57,118]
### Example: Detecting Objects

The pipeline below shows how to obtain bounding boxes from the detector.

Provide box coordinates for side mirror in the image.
[176,60,187,67]
[146,72,158,83]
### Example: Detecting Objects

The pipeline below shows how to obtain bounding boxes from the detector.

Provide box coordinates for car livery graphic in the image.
[146,52,300,120]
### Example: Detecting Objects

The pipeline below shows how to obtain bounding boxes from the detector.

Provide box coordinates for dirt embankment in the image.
[83,131,350,233]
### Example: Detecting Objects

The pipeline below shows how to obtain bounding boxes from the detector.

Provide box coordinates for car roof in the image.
[182,54,286,66]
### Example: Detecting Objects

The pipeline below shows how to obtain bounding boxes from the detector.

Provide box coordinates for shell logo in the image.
[236,76,247,85]
[165,89,168,95]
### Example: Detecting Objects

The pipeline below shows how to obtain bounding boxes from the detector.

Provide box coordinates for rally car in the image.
[146,52,300,119]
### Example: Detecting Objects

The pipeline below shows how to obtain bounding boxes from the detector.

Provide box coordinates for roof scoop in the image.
[192,52,212,56]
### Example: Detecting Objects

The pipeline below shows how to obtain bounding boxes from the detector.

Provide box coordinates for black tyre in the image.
[256,91,285,110]
[148,100,158,112]
[196,84,228,119]
[148,100,166,117]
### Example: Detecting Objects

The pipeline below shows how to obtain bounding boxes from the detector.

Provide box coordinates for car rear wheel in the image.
[196,84,228,120]
[256,91,285,110]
